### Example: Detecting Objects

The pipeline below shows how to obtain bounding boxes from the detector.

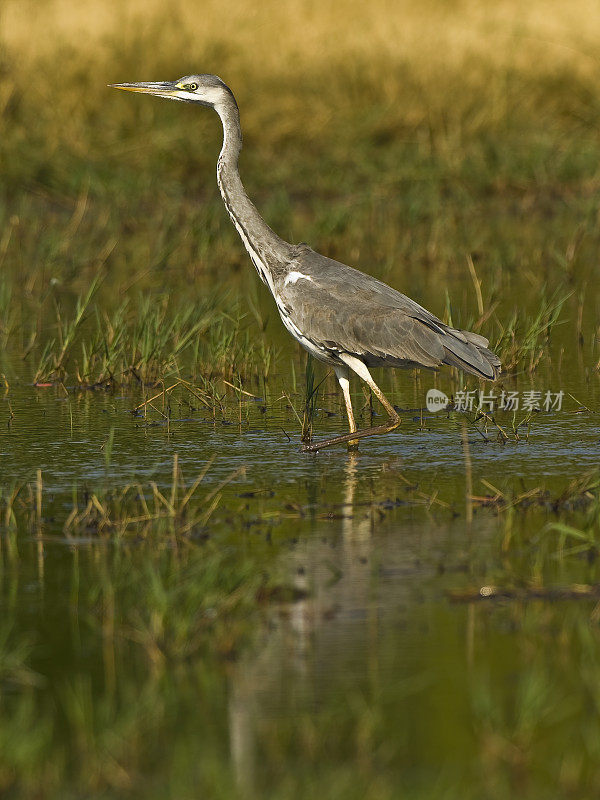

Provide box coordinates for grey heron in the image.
[112,74,501,452]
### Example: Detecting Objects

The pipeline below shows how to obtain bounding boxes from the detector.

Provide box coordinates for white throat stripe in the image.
[284,271,313,287]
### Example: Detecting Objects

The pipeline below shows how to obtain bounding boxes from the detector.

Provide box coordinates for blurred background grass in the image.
[1,0,599,386]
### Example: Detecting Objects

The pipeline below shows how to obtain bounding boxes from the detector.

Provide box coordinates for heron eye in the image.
[186,83,198,91]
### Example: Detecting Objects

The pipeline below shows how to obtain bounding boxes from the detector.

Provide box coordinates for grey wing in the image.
[280,246,501,380]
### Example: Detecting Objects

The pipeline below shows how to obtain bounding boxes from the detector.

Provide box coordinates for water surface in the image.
[1,355,599,797]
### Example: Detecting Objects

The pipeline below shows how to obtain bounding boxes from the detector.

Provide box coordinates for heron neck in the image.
[215,97,292,289]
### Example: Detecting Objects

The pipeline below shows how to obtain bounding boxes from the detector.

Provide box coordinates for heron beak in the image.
[109,81,180,98]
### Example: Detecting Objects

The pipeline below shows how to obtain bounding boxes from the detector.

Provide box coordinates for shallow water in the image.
[1,351,599,797]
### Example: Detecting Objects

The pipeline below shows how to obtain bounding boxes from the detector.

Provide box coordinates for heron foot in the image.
[301,415,401,453]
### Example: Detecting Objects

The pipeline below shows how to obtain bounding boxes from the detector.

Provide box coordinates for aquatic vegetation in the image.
[545,478,600,556]
[0,277,16,351]
[301,355,321,444]
[494,290,572,374]
[23,291,279,389]
[0,454,243,538]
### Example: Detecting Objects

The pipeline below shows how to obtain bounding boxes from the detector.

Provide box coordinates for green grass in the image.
[1,2,600,389]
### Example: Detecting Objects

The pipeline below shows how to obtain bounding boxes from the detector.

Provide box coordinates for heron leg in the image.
[334,365,359,451]
[302,355,401,452]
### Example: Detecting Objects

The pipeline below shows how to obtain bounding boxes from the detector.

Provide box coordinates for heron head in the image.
[110,74,234,109]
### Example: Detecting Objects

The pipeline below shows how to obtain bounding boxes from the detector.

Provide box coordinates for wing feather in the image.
[278,246,501,380]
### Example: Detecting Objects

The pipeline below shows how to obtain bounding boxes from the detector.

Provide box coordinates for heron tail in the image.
[441,329,502,380]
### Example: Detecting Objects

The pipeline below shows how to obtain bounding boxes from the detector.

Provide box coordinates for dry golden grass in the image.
[3,0,600,83]
[2,0,599,185]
